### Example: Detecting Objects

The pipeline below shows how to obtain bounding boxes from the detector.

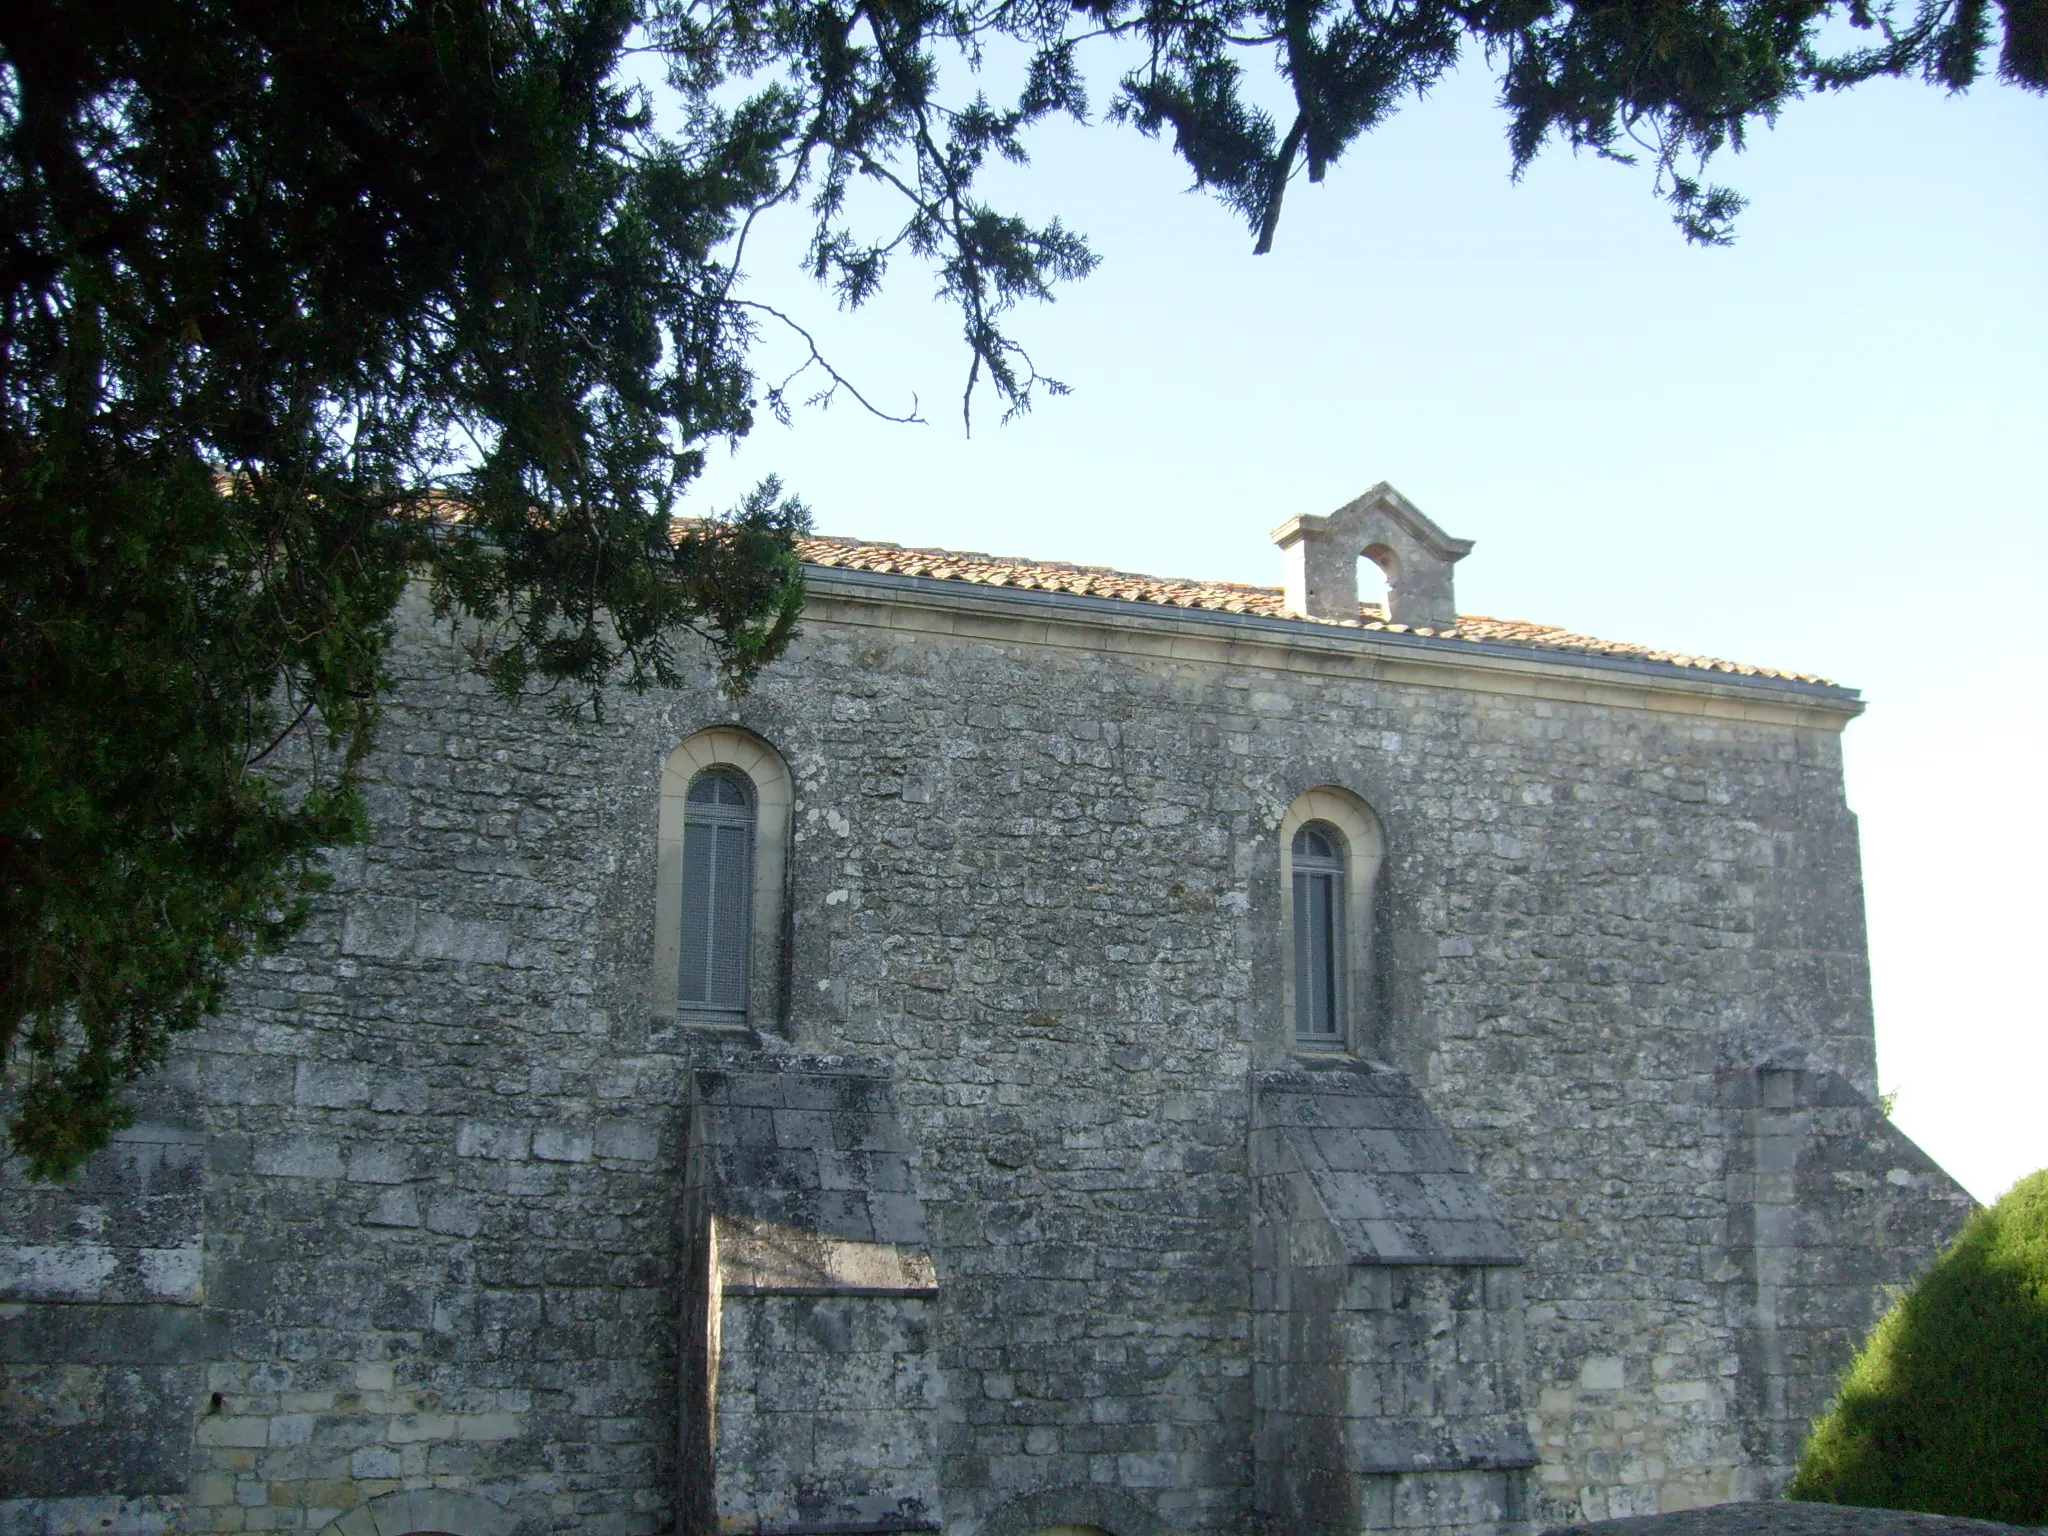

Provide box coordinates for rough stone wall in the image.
[9,607,692,1536]
[709,1294,939,1533]
[0,574,1973,1535]
[0,1071,213,1506]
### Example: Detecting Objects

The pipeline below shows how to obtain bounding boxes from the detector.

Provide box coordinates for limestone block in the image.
[251,1138,344,1181]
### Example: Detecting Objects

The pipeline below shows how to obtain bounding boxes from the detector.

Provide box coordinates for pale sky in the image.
[683,54,2046,1204]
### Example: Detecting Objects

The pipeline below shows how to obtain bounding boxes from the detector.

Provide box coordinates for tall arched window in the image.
[1292,824,1345,1041]
[1279,787,1385,1053]
[654,728,792,1028]
[679,769,756,1020]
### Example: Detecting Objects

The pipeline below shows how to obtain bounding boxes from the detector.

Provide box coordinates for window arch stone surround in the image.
[653,726,792,1027]
[1278,785,1386,1054]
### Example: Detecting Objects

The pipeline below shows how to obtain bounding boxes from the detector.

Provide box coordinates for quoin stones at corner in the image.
[1,483,1974,1536]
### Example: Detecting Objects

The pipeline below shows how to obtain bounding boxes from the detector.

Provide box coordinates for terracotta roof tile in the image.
[797,534,1834,687]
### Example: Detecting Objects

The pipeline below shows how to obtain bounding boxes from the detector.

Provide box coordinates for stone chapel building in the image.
[1,485,1975,1536]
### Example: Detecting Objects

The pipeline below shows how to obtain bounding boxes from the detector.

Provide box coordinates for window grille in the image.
[1292,824,1344,1041]
[679,769,755,1019]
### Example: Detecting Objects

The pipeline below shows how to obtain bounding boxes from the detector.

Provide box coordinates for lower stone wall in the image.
[1,1085,213,1523]
[0,1301,216,1500]
[712,1294,940,1533]
[1362,1471,1530,1536]
[0,1496,184,1536]
[1525,1338,1747,1522]
[0,1055,1976,1536]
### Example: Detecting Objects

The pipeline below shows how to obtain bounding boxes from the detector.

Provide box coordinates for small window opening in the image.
[1356,557,1390,619]
[1360,541,1402,622]
[680,770,755,1019]
[1292,823,1344,1041]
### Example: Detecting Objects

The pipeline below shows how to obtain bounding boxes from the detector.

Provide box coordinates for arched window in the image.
[1292,824,1345,1041]
[679,770,755,1020]
[654,728,792,1028]
[1278,787,1385,1052]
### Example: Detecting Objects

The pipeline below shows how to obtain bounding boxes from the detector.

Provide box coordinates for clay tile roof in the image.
[797,533,1834,687]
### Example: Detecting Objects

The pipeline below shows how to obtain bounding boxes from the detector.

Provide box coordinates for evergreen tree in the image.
[1791,1170,2048,1524]
[3,0,2038,1178]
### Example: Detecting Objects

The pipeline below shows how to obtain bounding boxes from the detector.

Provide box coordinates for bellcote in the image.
[1272,483,1474,630]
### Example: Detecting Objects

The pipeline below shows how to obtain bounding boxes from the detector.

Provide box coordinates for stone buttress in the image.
[679,1053,942,1535]
[1253,1058,1536,1536]
[1716,1063,1976,1496]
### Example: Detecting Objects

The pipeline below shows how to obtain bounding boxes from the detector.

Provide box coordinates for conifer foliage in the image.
[2,0,2038,1177]
[1790,1170,2048,1524]
[0,0,823,1179]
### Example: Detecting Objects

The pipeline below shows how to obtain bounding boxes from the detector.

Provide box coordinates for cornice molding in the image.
[802,565,1864,732]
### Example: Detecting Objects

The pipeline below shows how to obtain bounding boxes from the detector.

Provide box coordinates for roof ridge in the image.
[799,532,1275,590]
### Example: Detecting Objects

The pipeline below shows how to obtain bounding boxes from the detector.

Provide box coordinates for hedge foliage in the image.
[1790,1168,2048,1523]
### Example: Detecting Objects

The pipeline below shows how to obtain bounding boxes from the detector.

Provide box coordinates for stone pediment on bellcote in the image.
[1270,481,1476,629]
[1270,481,1475,565]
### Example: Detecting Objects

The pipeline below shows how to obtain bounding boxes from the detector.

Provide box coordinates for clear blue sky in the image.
[685,55,2047,1203]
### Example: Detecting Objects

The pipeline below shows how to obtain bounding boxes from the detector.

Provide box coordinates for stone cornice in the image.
[803,565,1865,732]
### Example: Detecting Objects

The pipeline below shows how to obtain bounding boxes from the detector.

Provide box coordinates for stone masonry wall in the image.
[0,573,1971,1536]
[0,1071,214,1507]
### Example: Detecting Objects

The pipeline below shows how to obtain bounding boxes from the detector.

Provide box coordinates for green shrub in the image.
[1789,1168,2048,1523]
